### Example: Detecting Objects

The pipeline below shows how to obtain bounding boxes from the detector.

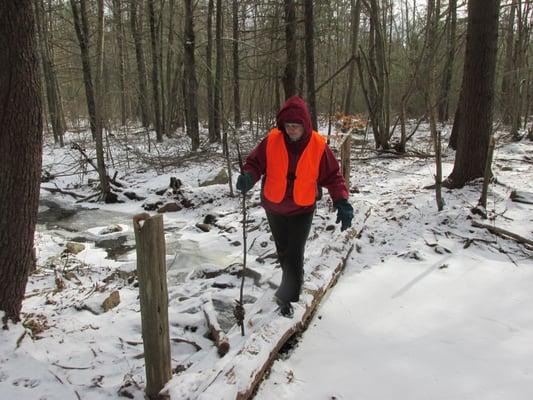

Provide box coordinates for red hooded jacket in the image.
[243,96,348,215]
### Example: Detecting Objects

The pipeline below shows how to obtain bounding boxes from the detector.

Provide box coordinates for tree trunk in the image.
[0,0,43,323]
[34,0,64,146]
[158,4,167,138]
[165,0,176,136]
[130,0,150,128]
[304,0,317,130]
[425,0,444,210]
[70,0,97,140]
[362,0,390,150]
[446,0,501,188]
[501,4,516,126]
[344,0,362,115]
[282,0,297,99]
[183,0,200,150]
[94,0,112,201]
[112,0,127,126]
[213,0,223,142]
[438,0,457,122]
[206,0,216,141]
[148,0,163,142]
[510,1,529,141]
[232,0,241,129]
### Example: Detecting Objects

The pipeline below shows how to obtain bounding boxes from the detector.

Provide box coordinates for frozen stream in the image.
[36,197,232,283]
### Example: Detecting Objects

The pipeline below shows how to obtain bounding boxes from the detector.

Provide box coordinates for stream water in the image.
[37,198,231,283]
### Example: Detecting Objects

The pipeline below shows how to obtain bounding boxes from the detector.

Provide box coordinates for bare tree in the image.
[232,0,242,129]
[0,0,43,323]
[425,0,444,210]
[183,0,200,150]
[148,0,163,142]
[94,0,112,201]
[34,0,65,146]
[304,0,317,130]
[70,0,97,140]
[359,0,391,149]
[501,3,516,126]
[70,0,112,201]
[509,1,531,140]
[206,0,216,141]
[112,0,127,126]
[130,0,150,128]
[438,0,457,122]
[282,0,297,99]
[213,0,223,142]
[344,0,362,115]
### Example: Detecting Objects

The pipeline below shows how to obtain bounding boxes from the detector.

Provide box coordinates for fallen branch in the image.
[51,362,92,370]
[202,295,230,357]
[471,220,533,248]
[71,142,123,188]
[41,186,84,199]
[75,192,100,203]
[170,338,202,352]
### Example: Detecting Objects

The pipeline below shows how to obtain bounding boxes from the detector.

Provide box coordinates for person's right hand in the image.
[236,172,254,194]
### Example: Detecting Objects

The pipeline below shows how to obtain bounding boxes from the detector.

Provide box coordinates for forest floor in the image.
[1,123,532,400]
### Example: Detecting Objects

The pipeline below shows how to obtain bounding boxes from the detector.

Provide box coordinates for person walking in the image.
[236,95,353,317]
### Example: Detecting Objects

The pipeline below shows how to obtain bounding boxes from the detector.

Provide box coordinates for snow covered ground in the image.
[1,124,532,400]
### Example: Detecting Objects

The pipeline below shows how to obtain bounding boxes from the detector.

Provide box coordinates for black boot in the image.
[274,296,294,318]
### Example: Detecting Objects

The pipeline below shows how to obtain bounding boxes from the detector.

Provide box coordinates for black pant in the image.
[266,211,314,303]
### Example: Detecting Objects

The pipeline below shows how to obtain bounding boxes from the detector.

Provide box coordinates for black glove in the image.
[236,172,254,194]
[334,198,354,232]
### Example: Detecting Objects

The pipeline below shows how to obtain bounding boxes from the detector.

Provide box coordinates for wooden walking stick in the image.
[234,139,247,336]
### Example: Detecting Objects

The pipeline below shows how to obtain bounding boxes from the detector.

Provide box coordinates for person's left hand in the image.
[236,172,254,194]
[334,198,354,231]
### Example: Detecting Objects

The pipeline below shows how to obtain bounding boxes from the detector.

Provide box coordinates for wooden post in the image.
[133,213,171,399]
[340,132,351,189]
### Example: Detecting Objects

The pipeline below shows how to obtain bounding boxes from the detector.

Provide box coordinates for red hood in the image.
[276,96,313,138]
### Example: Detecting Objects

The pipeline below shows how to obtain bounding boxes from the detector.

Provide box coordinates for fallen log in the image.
[202,295,230,357]
[510,190,533,205]
[471,220,533,248]
[164,232,356,400]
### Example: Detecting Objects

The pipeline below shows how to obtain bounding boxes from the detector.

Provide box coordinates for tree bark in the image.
[206,0,216,141]
[130,0,150,128]
[232,0,241,129]
[94,0,112,201]
[501,4,516,126]
[213,0,223,142]
[362,0,390,149]
[344,0,362,115]
[446,0,501,188]
[304,0,317,130]
[34,0,64,146]
[165,0,176,136]
[183,0,200,150]
[425,0,444,210]
[70,0,97,140]
[509,1,529,141]
[0,0,43,323]
[282,0,297,99]
[438,0,457,122]
[112,0,127,126]
[148,0,163,142]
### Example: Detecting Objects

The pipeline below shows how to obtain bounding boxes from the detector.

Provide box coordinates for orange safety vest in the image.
[264,128,326,206]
